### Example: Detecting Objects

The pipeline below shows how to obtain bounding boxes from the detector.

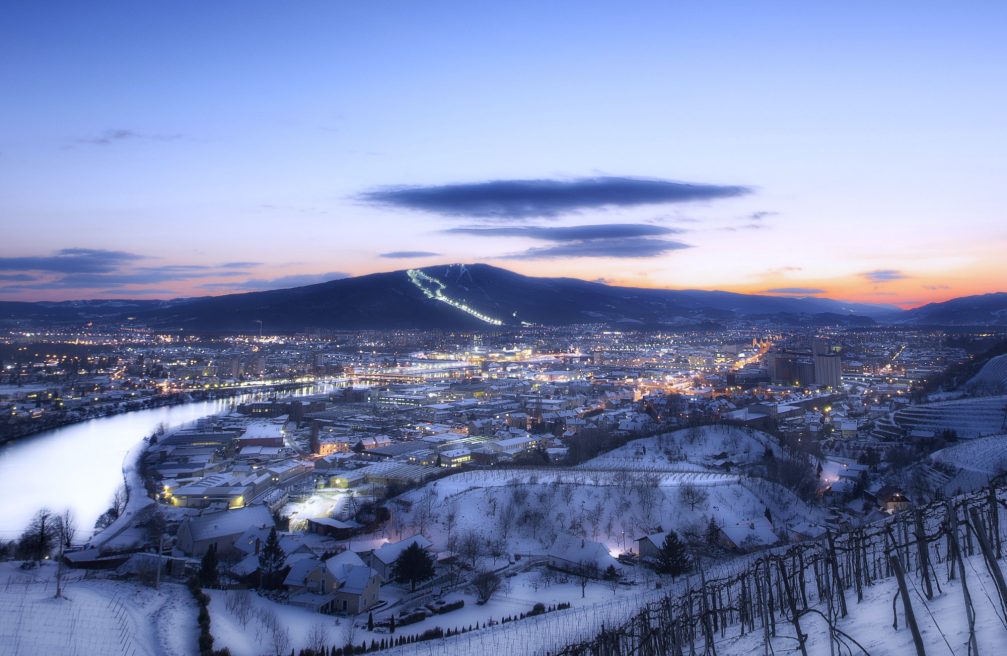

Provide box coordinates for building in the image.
[368,534,432,582]
[176,505,275,556]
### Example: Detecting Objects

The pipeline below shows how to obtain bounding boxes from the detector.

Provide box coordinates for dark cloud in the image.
[73,129,182,146]
[360,177,751,219]
[504,237,690,260]
[861,269,907,283]
[201,271,350,291]
[379,251,441,259]
[0,273,36,282]
[749,211,777,221]
[764,287,826,295]
[446,223,681,241]
[0,248,144,274]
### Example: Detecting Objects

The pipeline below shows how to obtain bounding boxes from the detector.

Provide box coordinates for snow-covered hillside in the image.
[383,426,818,557]
[931,433,1007,493]
[967,353,1007,392]
[582,425,784,471]
[0,561,197,656]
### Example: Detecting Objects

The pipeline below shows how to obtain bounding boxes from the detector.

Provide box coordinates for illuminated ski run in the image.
[407,268,504,326]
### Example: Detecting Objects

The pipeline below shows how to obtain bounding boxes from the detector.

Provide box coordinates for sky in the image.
[1,1,1005,308]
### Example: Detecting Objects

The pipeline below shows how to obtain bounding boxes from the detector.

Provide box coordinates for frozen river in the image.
[0,384,336,540]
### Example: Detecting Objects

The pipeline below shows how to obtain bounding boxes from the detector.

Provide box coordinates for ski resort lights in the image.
[406,269,504,326]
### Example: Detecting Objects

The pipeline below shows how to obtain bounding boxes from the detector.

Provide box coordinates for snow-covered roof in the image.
[548,534,619,572]
[183,505,274,542]
[371,534,432,565]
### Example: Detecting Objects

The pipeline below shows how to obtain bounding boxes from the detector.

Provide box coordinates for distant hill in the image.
[1,263,1002,332]
[901,292,1007,326]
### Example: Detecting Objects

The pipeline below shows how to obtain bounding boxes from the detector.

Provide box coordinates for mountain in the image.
[901,292,1007,326]
[124,263,893,332]
[3,264,1000,332]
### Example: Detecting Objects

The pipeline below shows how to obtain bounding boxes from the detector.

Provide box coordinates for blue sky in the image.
[1,1,1005,306]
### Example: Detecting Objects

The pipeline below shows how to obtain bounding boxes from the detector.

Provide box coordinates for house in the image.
[717,518,778,552]
[872,485,913,513]
[636,532,669,562]
[547,534,620,576]
[369,534,432,582]
[284,551,381,614]
[176,505,274,556]
[306,517,361,540]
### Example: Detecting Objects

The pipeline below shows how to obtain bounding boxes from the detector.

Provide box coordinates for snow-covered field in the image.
[0,561,197,656]
[209,569,671,656]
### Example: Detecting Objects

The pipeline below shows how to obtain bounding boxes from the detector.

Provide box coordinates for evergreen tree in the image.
[764,506,773,525]
[258,527,286,589]
[200,544,219,587]
[655,531,690,577]
[392,542,435,591]
[367,612,374,631]
[705,517,720,545]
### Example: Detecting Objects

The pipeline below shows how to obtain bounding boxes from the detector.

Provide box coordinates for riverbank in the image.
[0,381,320,447]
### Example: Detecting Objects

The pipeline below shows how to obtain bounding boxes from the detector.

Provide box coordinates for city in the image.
[3,2,1007,655]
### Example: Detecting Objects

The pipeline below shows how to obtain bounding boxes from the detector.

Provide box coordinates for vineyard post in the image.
[968,506,1007,624]
[948,502,979,656]
[889,550,927,656]
[776,558,809,656]
[913,508,933,600]
[825,530,848,618]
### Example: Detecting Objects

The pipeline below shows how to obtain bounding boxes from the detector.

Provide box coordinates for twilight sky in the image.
[1,1,1005,307]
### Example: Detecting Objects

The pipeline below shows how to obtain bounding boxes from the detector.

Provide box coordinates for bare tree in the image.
[54,508,76,597]
[679,483,709,512]
[413,489,435,535]
[19,508,57,562]
[226,590,253,628]
[577,560,600,598]
[457,530,484,569]
[498,501,517,540]
[307,621,329,653]
[111,486,128,517]
[472,570,502,603]
[342,617,358,653]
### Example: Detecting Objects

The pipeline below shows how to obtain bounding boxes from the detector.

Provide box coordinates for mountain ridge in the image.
[1,264,1004,331]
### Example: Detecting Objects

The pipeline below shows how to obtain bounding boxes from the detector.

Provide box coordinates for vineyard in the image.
[555,485,1007,655]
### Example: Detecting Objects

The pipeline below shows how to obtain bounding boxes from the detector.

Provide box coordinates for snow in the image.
[583,425,784,471]
[0,561,197,656]
[930,433,1007,493]
[208,568,671,656]
[967,353,1007,391]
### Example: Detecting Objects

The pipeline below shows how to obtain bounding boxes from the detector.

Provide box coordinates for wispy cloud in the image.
[923,284,950,291]
[861,269,908,283]
[379,251,441,259]
[764,287,826,295]
[0,248,144,274]
[360,176,751,219]
[72,129,183,147]
[201,271,349,291]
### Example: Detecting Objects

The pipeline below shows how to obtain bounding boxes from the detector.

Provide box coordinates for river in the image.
[0,383,339,541]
